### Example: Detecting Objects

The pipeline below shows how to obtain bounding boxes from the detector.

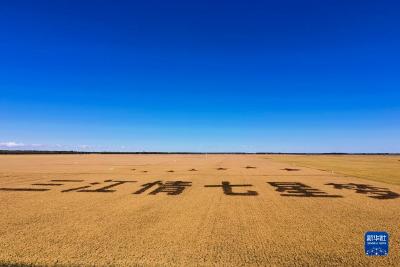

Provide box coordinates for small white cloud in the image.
[31,144,44,147]
[78,145,90,149]
[0,141,25,148]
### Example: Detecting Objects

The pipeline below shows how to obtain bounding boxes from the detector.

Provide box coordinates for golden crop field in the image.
[270,154,400,185]
[0,154,399,266]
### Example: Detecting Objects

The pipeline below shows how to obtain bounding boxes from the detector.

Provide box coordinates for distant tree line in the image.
[0,150,398,155]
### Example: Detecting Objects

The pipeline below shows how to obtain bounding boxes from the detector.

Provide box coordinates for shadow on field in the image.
[268,182,342,198]
[245,166,256,169]
[134,181,192,195]
[326,183,400,199]
[0,188,49,192]
[205,181,258,196]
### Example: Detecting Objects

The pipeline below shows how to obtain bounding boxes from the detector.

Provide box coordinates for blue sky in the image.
[1,0,399,152]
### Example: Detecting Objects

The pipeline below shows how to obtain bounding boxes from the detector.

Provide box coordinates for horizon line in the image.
[0,150,399,155]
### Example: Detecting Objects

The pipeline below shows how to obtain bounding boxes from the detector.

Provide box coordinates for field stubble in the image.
[0,154,399,266]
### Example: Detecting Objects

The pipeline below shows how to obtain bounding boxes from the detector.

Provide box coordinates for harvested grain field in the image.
[0,154,399,266]
[271,154,400,185]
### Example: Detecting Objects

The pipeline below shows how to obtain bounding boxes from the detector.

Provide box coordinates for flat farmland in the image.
[0,154,399,266]
[270,154,400,185]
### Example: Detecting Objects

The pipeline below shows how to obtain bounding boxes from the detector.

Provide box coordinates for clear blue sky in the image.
[1,0,399,152]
